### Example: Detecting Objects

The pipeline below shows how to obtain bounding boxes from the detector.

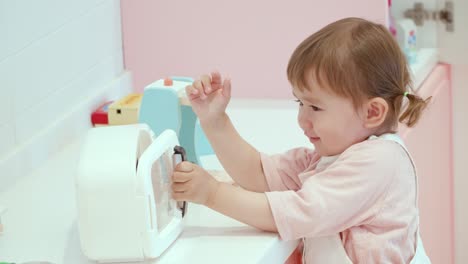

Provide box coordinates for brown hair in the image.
[287,17,430,129]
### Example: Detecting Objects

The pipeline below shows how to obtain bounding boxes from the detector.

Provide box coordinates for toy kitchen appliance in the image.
[76,124,187,262]
[139,76,213,166]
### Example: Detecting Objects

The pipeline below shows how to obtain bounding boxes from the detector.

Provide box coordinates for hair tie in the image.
[403,91,409,98]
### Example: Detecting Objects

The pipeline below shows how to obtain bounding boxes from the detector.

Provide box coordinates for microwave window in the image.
[151,151,175,231]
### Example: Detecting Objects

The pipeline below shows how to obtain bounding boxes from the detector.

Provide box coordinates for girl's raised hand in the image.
[185,71,231,122]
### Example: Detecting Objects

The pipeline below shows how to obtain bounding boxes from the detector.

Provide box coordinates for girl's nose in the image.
[298,108,312,129]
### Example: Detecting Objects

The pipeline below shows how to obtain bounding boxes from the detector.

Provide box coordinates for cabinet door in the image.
[437,0,468,64]
[437,1,468,263]
[403,64,453,264]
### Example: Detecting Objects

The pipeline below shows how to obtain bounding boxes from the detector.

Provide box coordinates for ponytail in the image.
[398,93,431,127]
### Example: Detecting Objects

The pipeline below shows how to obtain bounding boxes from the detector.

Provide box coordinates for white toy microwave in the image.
[75,124,187,262]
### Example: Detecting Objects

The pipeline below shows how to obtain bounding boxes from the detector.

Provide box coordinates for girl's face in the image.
[293,80,370,156]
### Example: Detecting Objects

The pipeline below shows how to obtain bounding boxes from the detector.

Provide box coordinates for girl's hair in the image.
[287,17,430,129]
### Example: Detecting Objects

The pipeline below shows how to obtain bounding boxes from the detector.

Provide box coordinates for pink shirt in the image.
[262,135,419,263]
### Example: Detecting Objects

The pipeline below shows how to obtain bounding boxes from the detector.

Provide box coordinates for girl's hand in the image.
[171,161,220,206]
[185,71,231,123]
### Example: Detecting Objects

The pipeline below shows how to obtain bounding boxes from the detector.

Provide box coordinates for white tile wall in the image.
[0,85,13,126]
[0,124,15,158]
[0,0,131,187]
[0,0,106,61]
[14,52,124,143]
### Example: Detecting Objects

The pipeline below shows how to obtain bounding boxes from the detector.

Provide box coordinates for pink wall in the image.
[121,1,386,99]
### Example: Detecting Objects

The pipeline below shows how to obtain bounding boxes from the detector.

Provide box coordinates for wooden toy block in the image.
[108,94,143,125]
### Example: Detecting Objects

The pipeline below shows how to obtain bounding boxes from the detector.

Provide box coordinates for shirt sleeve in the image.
[260,148,318,192]
[266,140,400,240]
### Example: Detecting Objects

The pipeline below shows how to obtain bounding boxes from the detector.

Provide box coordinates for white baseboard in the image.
[0,71,133,192]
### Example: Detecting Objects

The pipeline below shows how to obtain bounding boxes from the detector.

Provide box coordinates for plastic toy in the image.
[76,125,186,261]
[139,76,213,165]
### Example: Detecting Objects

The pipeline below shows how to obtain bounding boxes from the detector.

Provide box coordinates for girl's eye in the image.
[295,99,321,111]
[310,105,321,111]
[294,99,304,106]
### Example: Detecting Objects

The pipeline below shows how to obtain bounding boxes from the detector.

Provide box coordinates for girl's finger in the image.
[185,85,200,100]
[185,85,199,95]
[172,182,187,192]
[172,171,191,183]
[172,191,185,201]
[211,71,222,86]
[175,161,194,172]
[222,77,231,98]
[200,74,212,94]
[193,80,207,99]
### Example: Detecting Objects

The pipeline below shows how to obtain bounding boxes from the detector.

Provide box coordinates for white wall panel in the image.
[0,124,15,158]
[15,52,123,142]
[0,84,13,124]
[3,0,122,117]
[0,0,106,61]
[0,0,126,185]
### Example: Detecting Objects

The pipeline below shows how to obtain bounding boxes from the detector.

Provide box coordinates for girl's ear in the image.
[363,97,388,129]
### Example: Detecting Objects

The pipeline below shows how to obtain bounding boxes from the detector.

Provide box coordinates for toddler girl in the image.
[171,17,431,263]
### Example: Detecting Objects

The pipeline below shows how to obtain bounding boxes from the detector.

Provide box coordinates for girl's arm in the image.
[172,161,277,232]
[201,113,269,193]
[186,72,269,192]
[207,182,277,232]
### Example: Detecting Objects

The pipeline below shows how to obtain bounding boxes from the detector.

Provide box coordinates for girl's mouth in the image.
[309,136,320,143]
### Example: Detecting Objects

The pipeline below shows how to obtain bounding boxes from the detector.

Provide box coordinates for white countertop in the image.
[0,139,298,264]
[0,103,306,264]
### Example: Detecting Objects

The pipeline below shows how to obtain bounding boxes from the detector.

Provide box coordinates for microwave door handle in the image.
[173,146,188,217]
